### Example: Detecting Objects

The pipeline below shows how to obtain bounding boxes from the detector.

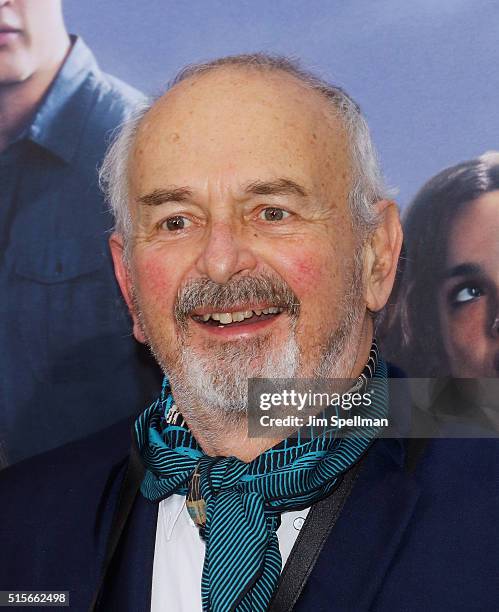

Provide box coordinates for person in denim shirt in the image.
[0,0,161,465]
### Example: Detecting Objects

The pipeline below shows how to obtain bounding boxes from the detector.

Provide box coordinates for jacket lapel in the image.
[295,438,422,612]
[98,492,159,612]
[92,437,158,612]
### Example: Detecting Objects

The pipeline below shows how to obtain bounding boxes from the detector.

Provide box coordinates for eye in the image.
[160,216,192,231]
[259,207,291,222]
[452,286,483,304]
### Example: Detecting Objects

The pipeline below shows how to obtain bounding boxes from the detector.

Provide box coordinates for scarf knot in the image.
[198,455,250,499]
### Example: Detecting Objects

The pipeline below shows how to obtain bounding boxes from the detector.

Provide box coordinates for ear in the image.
[109,233,147,344]
[363,200,403,312]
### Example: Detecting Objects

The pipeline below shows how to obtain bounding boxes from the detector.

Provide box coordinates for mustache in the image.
[174,274,300,326]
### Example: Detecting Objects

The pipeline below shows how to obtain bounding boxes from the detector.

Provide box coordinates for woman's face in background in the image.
[438,190,499,377]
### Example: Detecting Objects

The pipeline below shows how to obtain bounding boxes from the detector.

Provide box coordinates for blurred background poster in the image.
[65,0,499,209]
[65,0,499,377]
[0,0,497,467]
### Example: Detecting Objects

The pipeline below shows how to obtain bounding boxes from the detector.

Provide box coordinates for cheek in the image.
[273,248,336,295]
[269,247,345,345]
[441,303,488,357]
[132,255,179,312]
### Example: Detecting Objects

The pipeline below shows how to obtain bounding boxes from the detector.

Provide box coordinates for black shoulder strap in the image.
[268,458,363,612]
[88,439,145,612]
[269,437,429,612]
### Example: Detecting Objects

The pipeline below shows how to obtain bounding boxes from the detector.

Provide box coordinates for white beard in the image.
[165,328,300,433]
[150,306,364,443]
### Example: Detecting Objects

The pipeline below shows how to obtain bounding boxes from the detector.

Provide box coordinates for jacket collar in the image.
[26,36,100,164]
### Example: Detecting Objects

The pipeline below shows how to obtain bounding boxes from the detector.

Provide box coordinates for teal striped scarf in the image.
[135,349,388,611]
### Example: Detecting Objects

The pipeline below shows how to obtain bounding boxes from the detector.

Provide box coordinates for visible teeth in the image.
[198,307,283,323]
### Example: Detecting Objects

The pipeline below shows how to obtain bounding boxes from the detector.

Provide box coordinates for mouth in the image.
[191,304,285,334]
[0,27,22,44]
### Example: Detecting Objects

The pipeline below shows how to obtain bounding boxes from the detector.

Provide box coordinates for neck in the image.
[0,34,71,153]
[182,315,374,462]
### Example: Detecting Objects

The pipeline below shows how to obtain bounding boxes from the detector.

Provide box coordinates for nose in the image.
[195,221,258,284]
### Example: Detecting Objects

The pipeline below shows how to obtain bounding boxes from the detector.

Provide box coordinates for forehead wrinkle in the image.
[243,177,308,198]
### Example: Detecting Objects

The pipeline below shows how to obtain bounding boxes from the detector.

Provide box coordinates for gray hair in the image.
[100,53,389,246]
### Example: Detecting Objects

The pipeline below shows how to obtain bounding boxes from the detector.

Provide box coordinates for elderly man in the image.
[1,54,498,612]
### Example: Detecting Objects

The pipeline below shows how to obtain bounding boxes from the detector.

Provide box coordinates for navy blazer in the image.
[1,416,498,611]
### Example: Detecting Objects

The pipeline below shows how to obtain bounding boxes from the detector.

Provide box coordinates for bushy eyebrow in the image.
[443,262,483,279]
[136,177,307,207]
[137,187,193,206]
[243,178,308,198]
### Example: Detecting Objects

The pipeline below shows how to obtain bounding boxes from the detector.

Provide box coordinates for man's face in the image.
[0,0,63,84]
[118,69,368,416]
[438,190,499,377]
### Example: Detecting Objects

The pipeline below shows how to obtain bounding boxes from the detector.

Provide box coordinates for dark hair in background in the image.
[380,151,499,377]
